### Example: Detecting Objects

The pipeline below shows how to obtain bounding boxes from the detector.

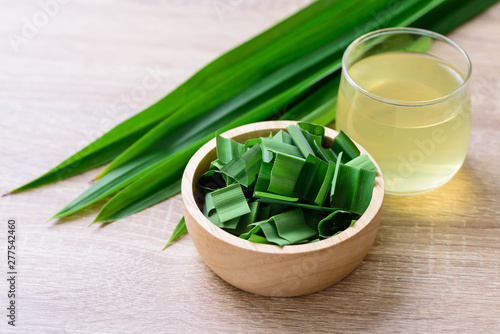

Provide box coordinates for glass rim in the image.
[342,27,472,107]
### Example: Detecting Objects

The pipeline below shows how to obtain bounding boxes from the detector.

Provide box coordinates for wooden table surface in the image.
[1,1,500,333]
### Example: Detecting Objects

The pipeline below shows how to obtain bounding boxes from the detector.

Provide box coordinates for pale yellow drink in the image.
[336,51,471,194]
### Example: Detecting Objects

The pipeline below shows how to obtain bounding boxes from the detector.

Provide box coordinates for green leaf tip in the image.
[162,217,188,251]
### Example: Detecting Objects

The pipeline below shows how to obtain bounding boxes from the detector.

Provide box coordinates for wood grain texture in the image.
[1,0,499,332]
[182,121,384,296]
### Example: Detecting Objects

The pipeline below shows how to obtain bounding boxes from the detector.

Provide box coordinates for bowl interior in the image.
[183,121,384,255]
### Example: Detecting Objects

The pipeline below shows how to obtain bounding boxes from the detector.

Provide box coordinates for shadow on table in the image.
[382,158,496,228]
[47,195,114,228]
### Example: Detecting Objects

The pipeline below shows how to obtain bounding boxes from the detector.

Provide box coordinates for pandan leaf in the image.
[330,152,344,199]
[10,130,149,193]
[254,191,299,202]
[272,130,293,144]
[244,137,262,148]
[254,162,273,192]
[286,125,316,158]
[257,197,339,213]
[211,184,251,223]
[220,144,262,187]
[239,225,262,240]
[330,165,377,215]
[247,234,270,244]
[318,211,358,238]
[314,162,336,206]
[346,154,378,172]
[281,76,340,125]
[162,217,188,250]
[216,133,247,164]
[261,138,302,158]
[88,144,199,223]
[259,221,290,246]
[267,154,306,197]
[11,0,494,240]
[294,154,329,204]
[271,208,317,244]
[226,201,260,235]
[94,0,382,177]
[314,141,337,163]
[298,122,326,138]
[202,193,216,220]
[331,130,360,164]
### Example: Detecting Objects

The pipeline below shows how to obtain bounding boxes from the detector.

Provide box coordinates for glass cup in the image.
[336,27,471,195]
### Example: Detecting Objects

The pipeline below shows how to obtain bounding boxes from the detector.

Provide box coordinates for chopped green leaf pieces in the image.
[346,154,378,172]
[211,184,251,223]
[331,130,360,164]
[294,154,329,204]
[216,133,247,164]
[221,144,262,187]
[318,211,358,238]
[298,122,325,138]
[272,208,316,244]
[198,123,377,246]
[260,221,290,246]
[268,154,305,197]
[330,165,377,215]
[287,125,316,158]
[261,138,302,158]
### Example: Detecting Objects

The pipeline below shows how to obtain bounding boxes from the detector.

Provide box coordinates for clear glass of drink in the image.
[336,27,472,195]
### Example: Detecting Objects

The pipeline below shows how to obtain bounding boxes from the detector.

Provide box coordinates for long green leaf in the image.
[51,150,168,219]
[12,0,354,191]
[92,144,199,223]
[97,0,422,177]
[95,179,182,224]
[44,0,443,214]
[282,76,340,125]
[412,0,500,34]
[10,130,150,193]
[93,0,492,225]
[10,0,355,192]
[68,44,350,221]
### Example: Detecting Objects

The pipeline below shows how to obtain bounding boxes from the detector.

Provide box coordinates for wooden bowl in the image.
[182,121,384,297]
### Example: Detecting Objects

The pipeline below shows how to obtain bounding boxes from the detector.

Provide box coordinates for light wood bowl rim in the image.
[181,120,384,255]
